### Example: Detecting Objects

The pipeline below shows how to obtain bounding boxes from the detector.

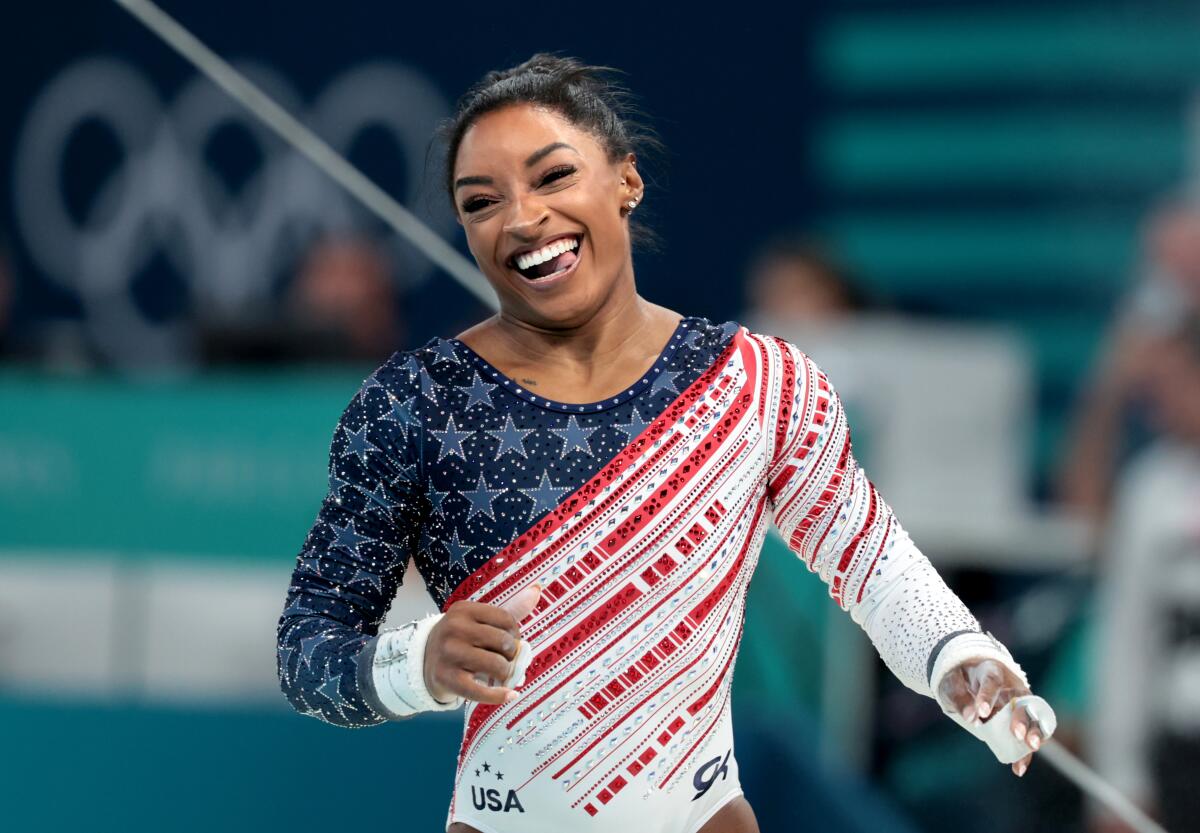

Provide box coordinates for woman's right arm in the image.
[277,357,542,728]
[276,359,448,728]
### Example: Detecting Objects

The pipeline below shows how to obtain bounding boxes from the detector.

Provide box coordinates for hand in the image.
[423,583,542,706]
[937,657,1045,777]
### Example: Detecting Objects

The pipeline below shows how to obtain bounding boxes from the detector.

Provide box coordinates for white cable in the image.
[112,0,497,309]
[1039,740,1171,833]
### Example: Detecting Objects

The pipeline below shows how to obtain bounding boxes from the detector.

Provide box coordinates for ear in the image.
[618,152,644,206]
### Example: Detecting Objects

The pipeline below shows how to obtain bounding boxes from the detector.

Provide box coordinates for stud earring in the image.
[627,200,638,209]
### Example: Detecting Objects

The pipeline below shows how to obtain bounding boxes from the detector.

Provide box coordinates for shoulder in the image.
[726,324,823,382]
[353,337,475,406]
[671,315,745,362]
[738,324,799,355]
[682,315,741,345]
[331,343,449,441]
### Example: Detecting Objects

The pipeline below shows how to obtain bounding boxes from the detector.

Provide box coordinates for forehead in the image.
[455,103,607,173]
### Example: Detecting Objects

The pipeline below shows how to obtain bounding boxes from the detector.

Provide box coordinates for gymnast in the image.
[276,54,1054,833]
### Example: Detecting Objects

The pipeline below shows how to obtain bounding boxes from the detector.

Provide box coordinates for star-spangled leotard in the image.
[277,316,983,833]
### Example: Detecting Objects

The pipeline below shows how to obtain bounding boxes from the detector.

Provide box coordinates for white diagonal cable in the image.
[1039,740,1170,833]
[112,0,497,309]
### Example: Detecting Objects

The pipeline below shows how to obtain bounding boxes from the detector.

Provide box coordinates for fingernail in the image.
[1017,761,1027,777]
[1029,734,1040,750]
[963,706,976,723]
[977,701,991,719]
[1013,722,1026,741]
[504,690,518,703]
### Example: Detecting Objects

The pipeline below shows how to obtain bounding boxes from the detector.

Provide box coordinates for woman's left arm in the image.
[754,333,1050,774]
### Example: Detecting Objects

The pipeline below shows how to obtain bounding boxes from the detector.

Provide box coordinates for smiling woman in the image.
[276,53,1054,833]
[450,100,649,352]
[439,57,661,346]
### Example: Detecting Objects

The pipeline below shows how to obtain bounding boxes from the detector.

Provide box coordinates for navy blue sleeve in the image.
[276,356,426,727]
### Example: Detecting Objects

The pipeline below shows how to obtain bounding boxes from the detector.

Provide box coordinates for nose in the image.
[502,195,549,242]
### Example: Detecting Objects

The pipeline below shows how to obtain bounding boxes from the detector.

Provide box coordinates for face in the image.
[452,103,643,329]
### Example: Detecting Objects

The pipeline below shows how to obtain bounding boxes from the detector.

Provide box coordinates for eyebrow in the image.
[454,142,579,191]
[525,141,576,167]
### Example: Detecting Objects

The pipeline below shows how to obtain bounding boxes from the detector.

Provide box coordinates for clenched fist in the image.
[424,583,542,705]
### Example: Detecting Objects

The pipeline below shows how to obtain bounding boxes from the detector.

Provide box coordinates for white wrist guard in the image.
[929,630,1028,694]
[930,631,1057,764]
[371,613,463,717]
[946,693,1058,764]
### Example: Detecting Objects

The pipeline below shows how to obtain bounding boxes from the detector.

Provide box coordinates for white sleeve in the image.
[755,333,1026,699]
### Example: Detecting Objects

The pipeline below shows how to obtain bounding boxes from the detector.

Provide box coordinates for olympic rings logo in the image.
[13,56,453,363]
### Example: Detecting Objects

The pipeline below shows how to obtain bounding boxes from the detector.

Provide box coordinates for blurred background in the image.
[3,1,1200,831]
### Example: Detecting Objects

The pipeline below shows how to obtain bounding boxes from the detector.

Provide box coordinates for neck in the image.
[491,279,665,370]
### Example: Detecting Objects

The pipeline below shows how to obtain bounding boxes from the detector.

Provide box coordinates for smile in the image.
[507,234,583,284]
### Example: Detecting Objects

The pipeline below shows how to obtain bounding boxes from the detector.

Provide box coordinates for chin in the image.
[516,293,604,331]
[504,272,620,330]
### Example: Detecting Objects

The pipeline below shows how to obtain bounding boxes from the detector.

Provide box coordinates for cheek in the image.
[463,223,500,267]
[564,188,620,247]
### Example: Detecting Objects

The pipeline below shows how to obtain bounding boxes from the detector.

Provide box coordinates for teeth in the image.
[514,236,579,271]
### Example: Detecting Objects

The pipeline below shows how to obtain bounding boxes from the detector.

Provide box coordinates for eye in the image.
[461,196,494,214]
[539,165,576,186]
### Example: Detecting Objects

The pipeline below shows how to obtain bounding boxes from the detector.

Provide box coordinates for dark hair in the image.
[437,53,663,252]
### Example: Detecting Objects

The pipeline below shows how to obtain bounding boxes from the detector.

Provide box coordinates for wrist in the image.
[370,614,462,717]
[928,629,1029,701]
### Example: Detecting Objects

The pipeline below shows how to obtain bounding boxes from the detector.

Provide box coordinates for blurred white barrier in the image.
[0,552,436,703]
[0,554,122,696]
[751,314,1090,568]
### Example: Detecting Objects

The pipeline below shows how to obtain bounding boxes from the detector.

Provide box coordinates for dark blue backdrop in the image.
[1,1,825,357]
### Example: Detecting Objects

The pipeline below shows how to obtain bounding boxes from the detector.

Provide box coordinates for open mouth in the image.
[507,234,583,282]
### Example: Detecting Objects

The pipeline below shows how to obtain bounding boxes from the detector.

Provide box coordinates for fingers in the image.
[431,648,517,704]
[447,583,543,636]
[1027,723,1043,751]
[1010,701,1029,743]
[470,623,518,662]
[938,666,978,722]
[972,662,1005,720]
[433,584,542,706]
[435,630,515,681]
[448,600,523,636]
[1009,701,1044,752]
[459,646,515,684]
[949,658,1030,724]
[437,612,517,663]
[499,583,543,624]
[449,670,519,706]
[1004,697,1048,777]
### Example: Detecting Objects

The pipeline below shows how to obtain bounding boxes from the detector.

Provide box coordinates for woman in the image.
[277,54,1051,833]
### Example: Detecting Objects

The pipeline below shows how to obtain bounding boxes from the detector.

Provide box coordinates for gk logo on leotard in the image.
[692,749,731,801]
